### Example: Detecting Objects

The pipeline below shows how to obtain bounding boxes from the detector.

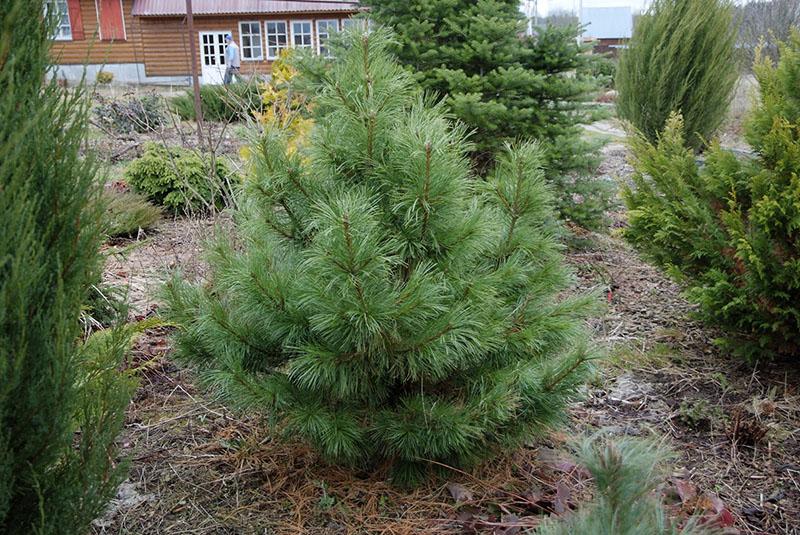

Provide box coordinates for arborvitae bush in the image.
[125,142,236,214]
[616,0,739,151]
[361,1,613,230]
[623,32,800,360]
[0,1,135,533]
[164,30,597,484]
[536,437,715,535]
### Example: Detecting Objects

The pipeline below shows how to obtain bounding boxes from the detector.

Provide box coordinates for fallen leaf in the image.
[499,513,522,535]
[697,492,737,529]
[446,482,474,503]
[554,481,571,514]
[672,478,697,505]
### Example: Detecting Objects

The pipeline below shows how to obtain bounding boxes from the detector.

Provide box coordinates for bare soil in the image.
[93,142,799,535]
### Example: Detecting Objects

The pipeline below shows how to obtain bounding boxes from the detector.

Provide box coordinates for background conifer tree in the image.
[0,1,134,532]
[164,30,597,484]
[616,0,739,151]
[361,0,614,230]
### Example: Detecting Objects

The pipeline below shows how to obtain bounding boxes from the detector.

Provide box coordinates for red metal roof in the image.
[131,0,360,17]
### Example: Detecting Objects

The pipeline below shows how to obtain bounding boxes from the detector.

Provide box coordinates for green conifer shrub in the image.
[171,82,264,122]
[360,1,613,230]
[125,142,236,214]
[0,1,135,532]
[536,437,716,535]
[622,33,800,359]
[616,0,739,151]
[104,190,162,238]
[163,30,597,484]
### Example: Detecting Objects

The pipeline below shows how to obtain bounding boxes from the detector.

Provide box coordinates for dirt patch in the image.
[566,233,800,535]
[102,216,227,316]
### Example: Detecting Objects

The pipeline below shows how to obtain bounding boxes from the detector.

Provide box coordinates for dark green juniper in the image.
[616,0,739,151]
[0,0,134,533]
[164,30,598,484]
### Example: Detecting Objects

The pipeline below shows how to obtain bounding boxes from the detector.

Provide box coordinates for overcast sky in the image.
[539,0,650,15]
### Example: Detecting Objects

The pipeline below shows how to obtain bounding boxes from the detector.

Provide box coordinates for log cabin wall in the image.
[51,0,142,65]
[138,14,347,77]
[50,0,358,83]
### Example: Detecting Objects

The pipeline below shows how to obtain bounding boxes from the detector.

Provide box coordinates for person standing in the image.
[223,33,240,84]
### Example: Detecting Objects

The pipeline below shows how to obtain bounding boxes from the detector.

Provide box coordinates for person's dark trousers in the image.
[224,66,240,84]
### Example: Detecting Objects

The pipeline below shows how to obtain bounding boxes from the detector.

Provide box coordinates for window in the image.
[291,20,313,50]
[239,21,263,60]
[341,17,361,31]
[46,0,72,40]
[316,19,339,57]
[265,21,288,59]
[341,17,372,33]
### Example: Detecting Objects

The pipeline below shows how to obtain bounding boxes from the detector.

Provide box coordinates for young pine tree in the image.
[536,437,717,535]
[616,0,739,151]
[0,1,134,532]
[622,32,800,359]
[164,30,597,484]
[361,0,613,230]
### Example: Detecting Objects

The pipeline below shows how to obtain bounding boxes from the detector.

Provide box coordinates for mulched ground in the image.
[92,142,799,535]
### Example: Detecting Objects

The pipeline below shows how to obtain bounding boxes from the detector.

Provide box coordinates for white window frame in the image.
[341,17,373,34]
[46,0,72,41]
[341,17,361,31]
[265,20,289,60]
[316,19,339,57]
[238,20,263,61]
[291,20,313,50]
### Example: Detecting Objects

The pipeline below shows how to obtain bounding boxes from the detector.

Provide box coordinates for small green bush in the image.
[163,30,596,485]
[94,93,164,134]
[84,282,127,328]
[616,0,739,151]
[622,32,800,359]
[586,53,616,90]
[536,436,716,535]
[125,142,235,214]
[104,190,161,237]
[553,173,617,232]
[96,70,113,85]
[171,82,263,122]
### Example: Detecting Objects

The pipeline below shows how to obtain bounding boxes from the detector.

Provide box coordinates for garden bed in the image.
[92,143,799,534]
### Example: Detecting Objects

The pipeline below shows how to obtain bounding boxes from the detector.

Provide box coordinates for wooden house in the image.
[580,6,632,56]
[48,0,361,85]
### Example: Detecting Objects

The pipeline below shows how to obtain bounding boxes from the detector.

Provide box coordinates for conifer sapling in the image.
[164,30,597,484]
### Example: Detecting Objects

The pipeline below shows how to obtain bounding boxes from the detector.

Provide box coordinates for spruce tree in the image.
[361,0,613,230]
[164,30,597,484]
[0,1,134,532]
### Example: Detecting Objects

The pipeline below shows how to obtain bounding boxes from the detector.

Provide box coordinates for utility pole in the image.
[185,0,204,145]
[524,0,537,36]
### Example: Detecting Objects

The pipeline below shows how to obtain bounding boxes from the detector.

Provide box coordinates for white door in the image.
[199,31,229,85]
